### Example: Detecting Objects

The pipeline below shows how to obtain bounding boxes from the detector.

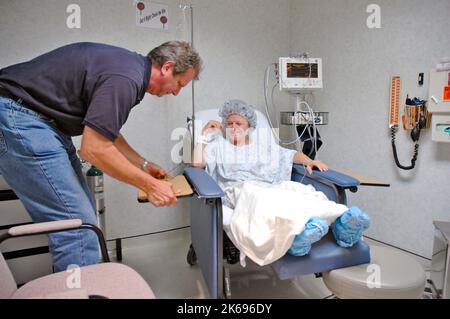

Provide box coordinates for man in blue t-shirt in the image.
[0,41,202,272]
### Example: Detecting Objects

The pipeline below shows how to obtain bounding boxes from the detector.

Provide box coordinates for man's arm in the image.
[80,127,177,207]
[114,133,168,178]
[114,133,145,169]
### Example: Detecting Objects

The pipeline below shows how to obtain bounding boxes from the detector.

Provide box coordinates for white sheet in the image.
[223,181,348,266]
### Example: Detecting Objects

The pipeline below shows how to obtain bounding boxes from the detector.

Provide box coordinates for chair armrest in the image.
[184,167,224,198]
[292,164,360,189]
[0,219,110,262]
[7,219,83,237]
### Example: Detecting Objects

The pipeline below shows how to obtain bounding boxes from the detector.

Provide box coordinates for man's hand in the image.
[146,178,181,207]
[145,162,170,179]
[306,160,329,175]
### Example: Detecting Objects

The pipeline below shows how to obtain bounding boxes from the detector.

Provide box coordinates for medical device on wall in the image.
[389,76,402,129]
[264,54,326,160]
[428,69,450,143]
[389,76,431,170]
[278,57,323,92]
[280,111,329,125]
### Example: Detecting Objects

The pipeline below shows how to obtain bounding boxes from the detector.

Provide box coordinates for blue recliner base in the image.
[271,233,371,280]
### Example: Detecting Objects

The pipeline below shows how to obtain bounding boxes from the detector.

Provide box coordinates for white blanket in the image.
[223,181,348,266]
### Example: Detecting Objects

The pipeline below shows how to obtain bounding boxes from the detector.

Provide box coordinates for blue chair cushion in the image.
[271,232,371,280]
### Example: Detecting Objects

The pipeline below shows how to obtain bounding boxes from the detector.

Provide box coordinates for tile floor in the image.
[107,228,431,299]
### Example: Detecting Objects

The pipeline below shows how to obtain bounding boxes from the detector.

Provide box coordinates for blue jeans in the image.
[0,96,99,272]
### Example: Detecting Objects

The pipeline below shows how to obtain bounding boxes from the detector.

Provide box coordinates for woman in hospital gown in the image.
[193,99,370,263]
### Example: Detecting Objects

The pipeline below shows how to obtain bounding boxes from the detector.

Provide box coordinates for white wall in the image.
[0,0,291,240]
[290,0,450,258]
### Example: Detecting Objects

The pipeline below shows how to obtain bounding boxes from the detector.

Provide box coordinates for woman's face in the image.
[226,114,250,145]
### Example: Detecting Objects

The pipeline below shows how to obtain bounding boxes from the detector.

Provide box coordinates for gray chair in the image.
[0,219,155,299]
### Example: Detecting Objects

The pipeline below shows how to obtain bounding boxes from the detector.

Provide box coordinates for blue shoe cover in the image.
[288,217,329,256]
[332,206,370,248]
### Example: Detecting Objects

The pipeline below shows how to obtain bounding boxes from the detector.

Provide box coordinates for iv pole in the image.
[181,3,196,161]
[190,5,195,160]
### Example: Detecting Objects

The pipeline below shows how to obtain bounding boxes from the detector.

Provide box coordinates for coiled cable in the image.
[391,127,419,170]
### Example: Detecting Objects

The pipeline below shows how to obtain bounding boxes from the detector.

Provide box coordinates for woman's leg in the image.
[288,217,329,256]
[332,206,371,247]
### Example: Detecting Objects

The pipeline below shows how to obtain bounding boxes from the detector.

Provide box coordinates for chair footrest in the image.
[271,233,371,280]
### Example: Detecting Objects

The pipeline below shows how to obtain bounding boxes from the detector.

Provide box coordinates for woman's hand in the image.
[306,160,329,174]
[202,120,223,136]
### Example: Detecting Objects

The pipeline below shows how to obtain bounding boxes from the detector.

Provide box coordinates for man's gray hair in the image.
[148,41,202,79]
[219,99,258,128]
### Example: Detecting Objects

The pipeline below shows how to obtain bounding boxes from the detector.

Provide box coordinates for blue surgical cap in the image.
[218,99,257,128]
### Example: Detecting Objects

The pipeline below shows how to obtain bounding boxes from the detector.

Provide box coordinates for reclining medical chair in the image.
[0,219,155,299]
[182,109,371,299]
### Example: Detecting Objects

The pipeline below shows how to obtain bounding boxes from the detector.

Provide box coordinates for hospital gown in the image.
[204,134,296,208]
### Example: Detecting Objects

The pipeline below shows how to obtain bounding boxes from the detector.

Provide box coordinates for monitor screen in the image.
[287,63,318,78]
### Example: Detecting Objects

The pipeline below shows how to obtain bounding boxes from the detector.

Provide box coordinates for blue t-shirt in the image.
[0,42,151,141]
